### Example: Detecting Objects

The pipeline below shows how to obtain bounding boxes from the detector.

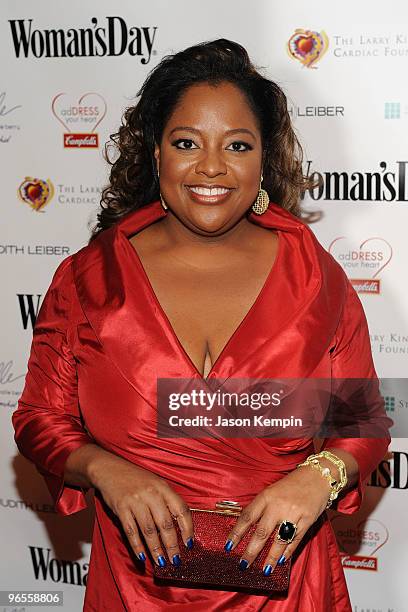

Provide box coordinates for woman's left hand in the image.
[224,465,332,574]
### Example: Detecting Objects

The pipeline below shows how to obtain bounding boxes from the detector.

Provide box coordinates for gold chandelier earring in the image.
[251,175,269,215]
[157,169,168,210]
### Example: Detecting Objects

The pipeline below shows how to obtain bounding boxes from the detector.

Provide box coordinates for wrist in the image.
[84,446,122,489]
[296,463,332,497]
[296,451,348,509]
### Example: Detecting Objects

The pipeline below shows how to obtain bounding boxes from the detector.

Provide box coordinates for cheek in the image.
[160,152,192,184]
[233,157,262,184]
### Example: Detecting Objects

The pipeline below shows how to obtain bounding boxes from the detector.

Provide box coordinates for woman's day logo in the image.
[328,236,393,294]
[331,515,389,571]
[17,177,55,212]
[51,92,107,148]
[287,29,329,68]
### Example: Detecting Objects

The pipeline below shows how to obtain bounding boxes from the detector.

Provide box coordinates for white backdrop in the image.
[1,1,407,610]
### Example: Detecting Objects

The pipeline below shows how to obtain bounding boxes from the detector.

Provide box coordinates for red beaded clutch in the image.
[153,500,291,593]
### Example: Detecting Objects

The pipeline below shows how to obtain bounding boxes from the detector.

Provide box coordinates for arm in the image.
[12,256,195,565]
[12,257,95,515]
[223,279,392,574]
[319,280,392,513]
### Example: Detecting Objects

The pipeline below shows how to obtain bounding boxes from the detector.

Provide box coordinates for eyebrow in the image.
[168,126,257,139]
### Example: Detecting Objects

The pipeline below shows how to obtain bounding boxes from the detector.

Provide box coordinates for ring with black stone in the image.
[276,520,297,544]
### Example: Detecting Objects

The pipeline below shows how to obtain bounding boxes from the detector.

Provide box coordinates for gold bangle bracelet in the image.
[296,451,347,509]
[318,450,348,489]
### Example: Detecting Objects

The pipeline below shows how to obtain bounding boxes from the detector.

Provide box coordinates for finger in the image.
[237,514,277,570]
[133,504,168,567]
[279,537,299,563]
[224,501,264,553]
[263,519,304,576]
[118,509,147,563]
[163,491,194,550]
[149,502,182,567]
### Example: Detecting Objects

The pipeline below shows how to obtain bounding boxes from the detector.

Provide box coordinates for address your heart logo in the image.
[51,92,107,148]
[331,515,389,558]
[328,236,393,294]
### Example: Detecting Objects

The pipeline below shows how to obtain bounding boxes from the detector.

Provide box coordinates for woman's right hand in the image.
[66,444,194,567]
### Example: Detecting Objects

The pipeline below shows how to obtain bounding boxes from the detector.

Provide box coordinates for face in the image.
[154,81,263,235]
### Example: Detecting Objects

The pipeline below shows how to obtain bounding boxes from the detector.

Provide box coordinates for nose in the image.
[194,147,227,177]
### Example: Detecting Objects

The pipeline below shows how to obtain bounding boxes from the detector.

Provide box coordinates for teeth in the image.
[189,186,230,196]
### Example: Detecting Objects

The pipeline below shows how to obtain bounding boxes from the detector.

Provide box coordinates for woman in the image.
[12,39,391,611]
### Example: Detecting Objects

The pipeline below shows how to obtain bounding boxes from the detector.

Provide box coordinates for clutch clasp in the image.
[189,500,243,516]
[214,500,243,515]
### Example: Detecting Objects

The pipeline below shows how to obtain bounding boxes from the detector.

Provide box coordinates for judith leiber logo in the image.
[18,177,55,212]
[331,515,389,571]
[328,236,393,295]
[287,29,329,68]
[52,92,107,148]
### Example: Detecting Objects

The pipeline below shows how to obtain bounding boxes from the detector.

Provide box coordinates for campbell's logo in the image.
[303,160,408,202]
[17,177,54,212]
[8,17,157,64]
[331,515,389,571]
[52,92,107,149]
[64,134,98,148]
[340,555,377,570]
[328,236,393,294]
[287,29,329,68]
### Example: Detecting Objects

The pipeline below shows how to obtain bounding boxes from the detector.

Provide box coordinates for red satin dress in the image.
[13,200,391,611]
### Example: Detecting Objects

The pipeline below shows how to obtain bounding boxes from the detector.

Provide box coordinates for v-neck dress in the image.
[13,200,391,611]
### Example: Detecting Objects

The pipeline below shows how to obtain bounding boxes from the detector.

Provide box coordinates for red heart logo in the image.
[26,182,42,203]
[287,29,329,68]
[296,36,314,55]
[18,177,55,212]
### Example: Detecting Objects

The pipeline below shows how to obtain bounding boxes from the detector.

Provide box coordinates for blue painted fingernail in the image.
[224,539,234,552]
[239,559,249,571]
[263,564,273,576]
[138,552,146,562]
[172,554,181,567]
[185,537,194,550]
[277,555,286,566]
[157,555,166,567]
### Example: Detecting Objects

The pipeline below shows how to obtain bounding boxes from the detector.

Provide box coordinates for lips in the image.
[186,184,233,205]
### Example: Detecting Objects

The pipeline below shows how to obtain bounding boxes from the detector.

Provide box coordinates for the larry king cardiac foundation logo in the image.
[331,515,389,571]
[52,92,107,148]
[18,177,55,212]
[328,236,393,294]
[287,29,329,68]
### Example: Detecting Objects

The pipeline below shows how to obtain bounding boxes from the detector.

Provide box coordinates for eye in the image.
[226,141,253,152]
[172,138,198,150]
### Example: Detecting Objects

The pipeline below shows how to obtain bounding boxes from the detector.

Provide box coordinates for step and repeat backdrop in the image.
[1,1,407,610]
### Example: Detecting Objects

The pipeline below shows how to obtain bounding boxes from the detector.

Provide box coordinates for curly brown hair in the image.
[91,38,315,239]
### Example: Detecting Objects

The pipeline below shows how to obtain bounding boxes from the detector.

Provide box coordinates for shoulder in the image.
[35,255,77,331]
[37,227,113,321]
[274,205,350,295]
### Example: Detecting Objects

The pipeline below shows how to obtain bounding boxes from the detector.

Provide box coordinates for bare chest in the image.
[130,233,278,378]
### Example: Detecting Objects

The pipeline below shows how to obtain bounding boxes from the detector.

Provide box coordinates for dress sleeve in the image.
[320,279,392,514]
[12,256,95,516]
